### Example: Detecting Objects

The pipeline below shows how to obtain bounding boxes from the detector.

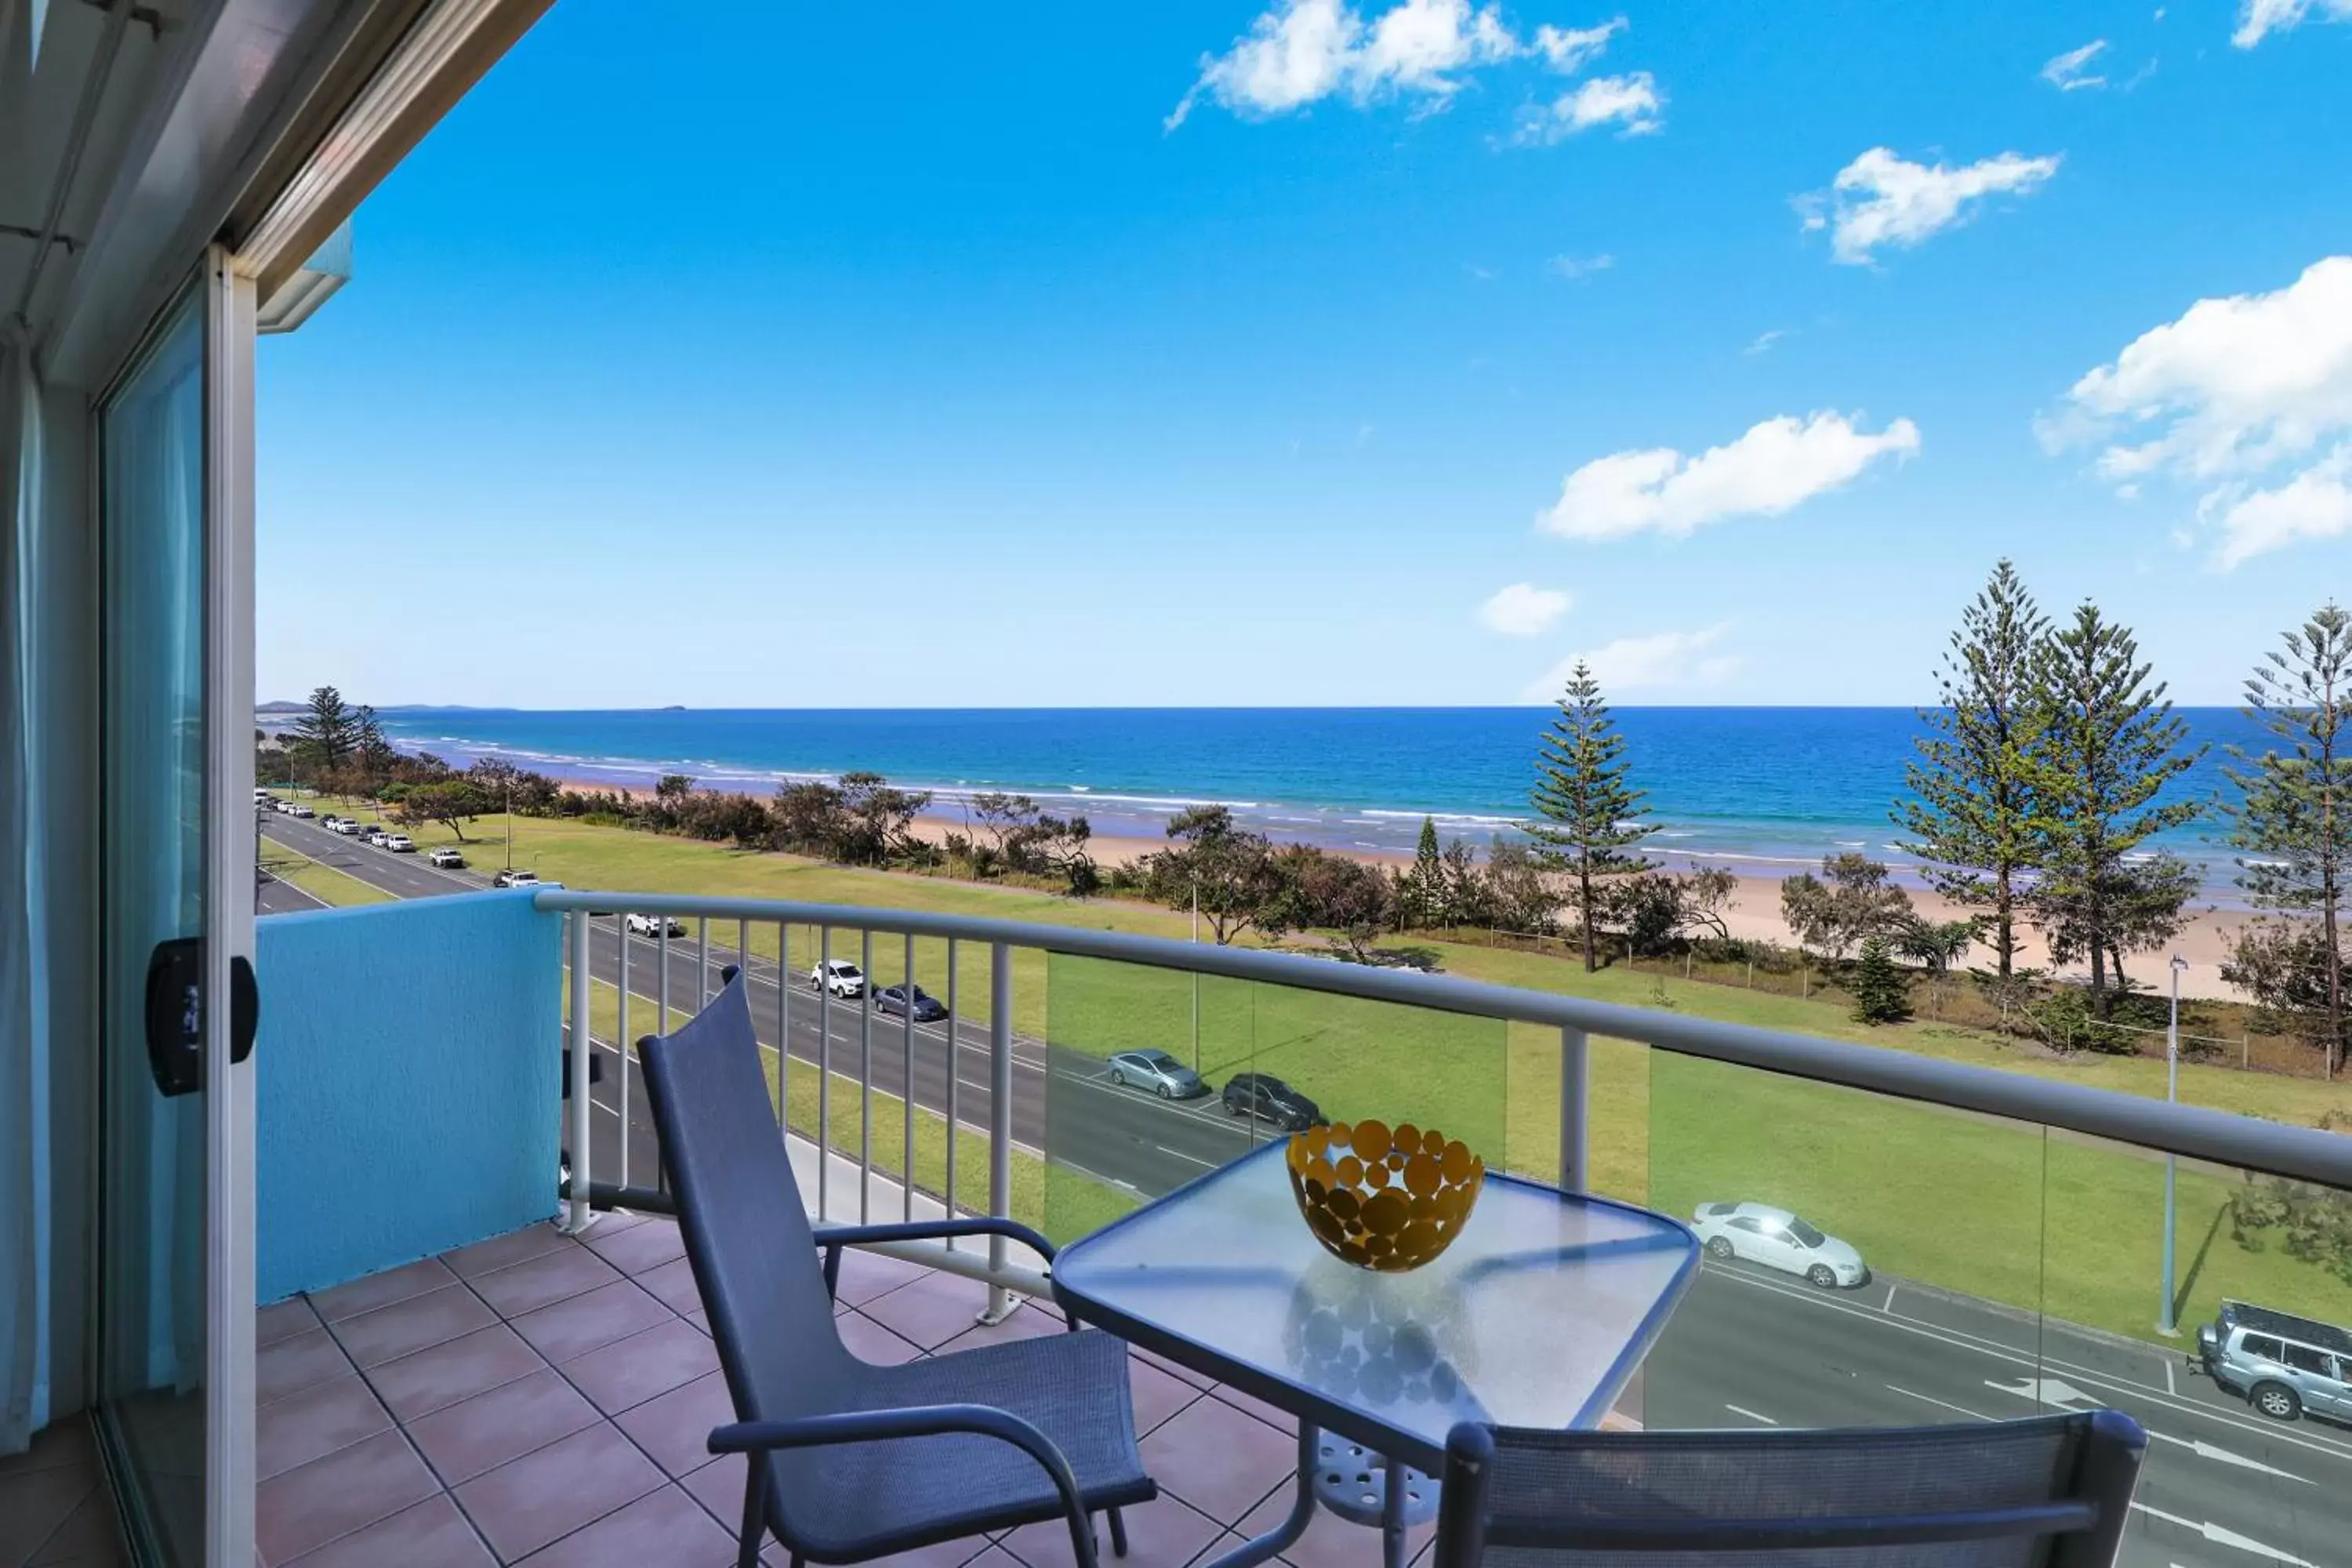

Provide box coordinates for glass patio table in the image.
[1051,1140,1697,1568]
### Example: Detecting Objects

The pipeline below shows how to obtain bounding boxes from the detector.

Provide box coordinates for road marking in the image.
[2131,1503,2322,1566]
[1702,1265,2352,1466]
[1882,1283,1896,1313]
[1722,1405,1777,1425]
[1884,1385,1989,1421]
[2167,1359,2176,1396]
[1984,1376,2093,1409]
[2145,1430,2313,1483]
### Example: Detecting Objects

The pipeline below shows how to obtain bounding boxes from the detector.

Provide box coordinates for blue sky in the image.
[257,1,2352,709]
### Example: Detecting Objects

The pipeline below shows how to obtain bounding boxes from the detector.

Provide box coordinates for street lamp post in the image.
[2159,953,2188,1335]
[1189,875,1200,1073]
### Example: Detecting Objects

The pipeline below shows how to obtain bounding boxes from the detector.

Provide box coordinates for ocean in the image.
[362,706,2274,896]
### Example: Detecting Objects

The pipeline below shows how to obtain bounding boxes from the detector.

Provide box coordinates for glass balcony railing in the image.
[263,887,2352,1568]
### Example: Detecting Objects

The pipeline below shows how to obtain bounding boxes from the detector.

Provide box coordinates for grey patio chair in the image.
[637,967,1156,1568]
[1435,1410,2146,1567]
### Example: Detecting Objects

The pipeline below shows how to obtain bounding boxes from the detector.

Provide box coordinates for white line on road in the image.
[1722,1405,1777,1425]
[1882,1283,1896,1313]
[1704,1264,2352,1466]
[1883,1385,1989,1421]
[2145,1430,2314,1483]
[2131,1504,2321,1566]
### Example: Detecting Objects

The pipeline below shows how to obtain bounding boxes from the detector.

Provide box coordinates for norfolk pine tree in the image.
[1529,662,1650,972]
[2224,603,2352,1078]
[1894,561,2047,977]
[2030,603,2204,1020]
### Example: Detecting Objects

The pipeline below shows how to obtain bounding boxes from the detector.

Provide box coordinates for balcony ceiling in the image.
[0,0,198,348]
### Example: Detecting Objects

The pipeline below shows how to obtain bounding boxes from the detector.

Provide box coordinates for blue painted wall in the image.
[257,891,561,1303]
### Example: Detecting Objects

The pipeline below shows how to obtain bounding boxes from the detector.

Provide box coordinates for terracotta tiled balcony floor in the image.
[257,1214,1421,1568]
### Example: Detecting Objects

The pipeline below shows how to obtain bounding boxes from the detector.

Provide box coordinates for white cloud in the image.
[2051,256,2352,566]
[1167,0,1517,129]
[1524,624,1739,699]
[1532,16,1625,72]
[1478,583,1573,637]
[1547,252,1614,281]
[2212,451,2352,568]
[1514,71,1664,142]
[1539,411,1921,541]
[2234,0,2352,47]
[1800,147,2061,264]
[2041,39,2110,89]
[1743,328,1791,356]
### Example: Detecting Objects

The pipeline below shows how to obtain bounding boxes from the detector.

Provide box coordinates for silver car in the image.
[2198,1301,2352,1423]
[1106,1049,1205,1100]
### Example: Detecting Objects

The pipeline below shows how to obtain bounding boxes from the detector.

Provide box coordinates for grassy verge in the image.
[408,804,2351,1345]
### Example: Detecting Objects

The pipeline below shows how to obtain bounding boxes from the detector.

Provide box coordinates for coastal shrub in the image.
[2028,984,2132,1054]
[1849,935,1911,1025]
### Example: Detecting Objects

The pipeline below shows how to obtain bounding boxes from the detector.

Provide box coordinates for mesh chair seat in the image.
[1439,1413,2147,1568]
[773,1327,1156,1559]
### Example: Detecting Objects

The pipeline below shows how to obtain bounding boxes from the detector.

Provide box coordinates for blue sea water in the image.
[367,706,2271,895]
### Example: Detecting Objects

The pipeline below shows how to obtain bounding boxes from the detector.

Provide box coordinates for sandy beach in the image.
[906,811,2252,1000]
[553,779,2252,1000]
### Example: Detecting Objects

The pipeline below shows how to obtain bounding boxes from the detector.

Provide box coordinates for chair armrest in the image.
[710,1403,1098,1568]
[816,1218,1058,1305]
[815,1217,1057,1262]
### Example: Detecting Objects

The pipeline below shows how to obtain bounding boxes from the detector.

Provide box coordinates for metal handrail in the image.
[536,889,2352,1192]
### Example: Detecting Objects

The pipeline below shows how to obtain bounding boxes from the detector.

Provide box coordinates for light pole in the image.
[2158,953,2187,1335]
[1189,874,1201,1073]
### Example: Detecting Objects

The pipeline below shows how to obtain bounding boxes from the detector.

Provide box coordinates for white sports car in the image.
[1691,1201,1869,1289]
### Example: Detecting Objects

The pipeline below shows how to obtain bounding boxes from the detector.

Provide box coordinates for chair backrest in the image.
[637,971,855,1427]
[1436,1410,2145,1568]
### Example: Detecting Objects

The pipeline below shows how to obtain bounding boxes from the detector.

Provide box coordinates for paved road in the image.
[1646,1259,2352,1568]
[258,807,2352,1568]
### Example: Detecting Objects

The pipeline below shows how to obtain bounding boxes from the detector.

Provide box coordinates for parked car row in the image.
[800,962,952,1022]
[1102,1051,1325,1131]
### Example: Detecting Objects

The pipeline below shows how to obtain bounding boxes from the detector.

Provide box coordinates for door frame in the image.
[200,244,259,1568]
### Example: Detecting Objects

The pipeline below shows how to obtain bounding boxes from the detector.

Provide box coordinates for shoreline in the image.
[549,774,2253,1002]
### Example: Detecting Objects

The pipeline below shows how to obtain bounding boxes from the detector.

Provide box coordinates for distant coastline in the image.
[329,704,2271,904]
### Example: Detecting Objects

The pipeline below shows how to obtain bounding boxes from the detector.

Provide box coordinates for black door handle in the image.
[142,940,262,1095]
[231,954,260,1065]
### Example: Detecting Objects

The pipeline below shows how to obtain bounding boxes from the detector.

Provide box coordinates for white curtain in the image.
[0,322,53,1453]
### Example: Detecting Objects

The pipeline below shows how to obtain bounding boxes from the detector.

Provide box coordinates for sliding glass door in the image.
[94,260,257,1566]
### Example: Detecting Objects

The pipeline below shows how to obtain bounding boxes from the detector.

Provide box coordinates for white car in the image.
[808,960,866,998]
[332,819,364,836]
[428,848,465,869]
[364,829,391,848]
[1691,1202,1869,1290]
[381,833,416,852]
[289,804,315,818]
[492,868,540,889]
[626,913,688,938]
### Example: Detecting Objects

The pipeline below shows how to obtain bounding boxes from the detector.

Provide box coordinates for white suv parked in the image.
[808,960,866,998]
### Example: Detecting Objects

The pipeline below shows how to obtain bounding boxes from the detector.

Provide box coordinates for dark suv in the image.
[1221,1072,1322,1131]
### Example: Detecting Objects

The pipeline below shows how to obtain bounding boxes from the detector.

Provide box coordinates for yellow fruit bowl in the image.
[1284,1120,1484,1272]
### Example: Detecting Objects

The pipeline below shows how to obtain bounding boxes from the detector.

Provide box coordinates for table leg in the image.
[1381,1453,1408,1568]
[1192,1423,1319,1568]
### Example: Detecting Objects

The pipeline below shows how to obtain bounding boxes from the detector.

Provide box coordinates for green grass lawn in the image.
[369,800,2351,1345]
